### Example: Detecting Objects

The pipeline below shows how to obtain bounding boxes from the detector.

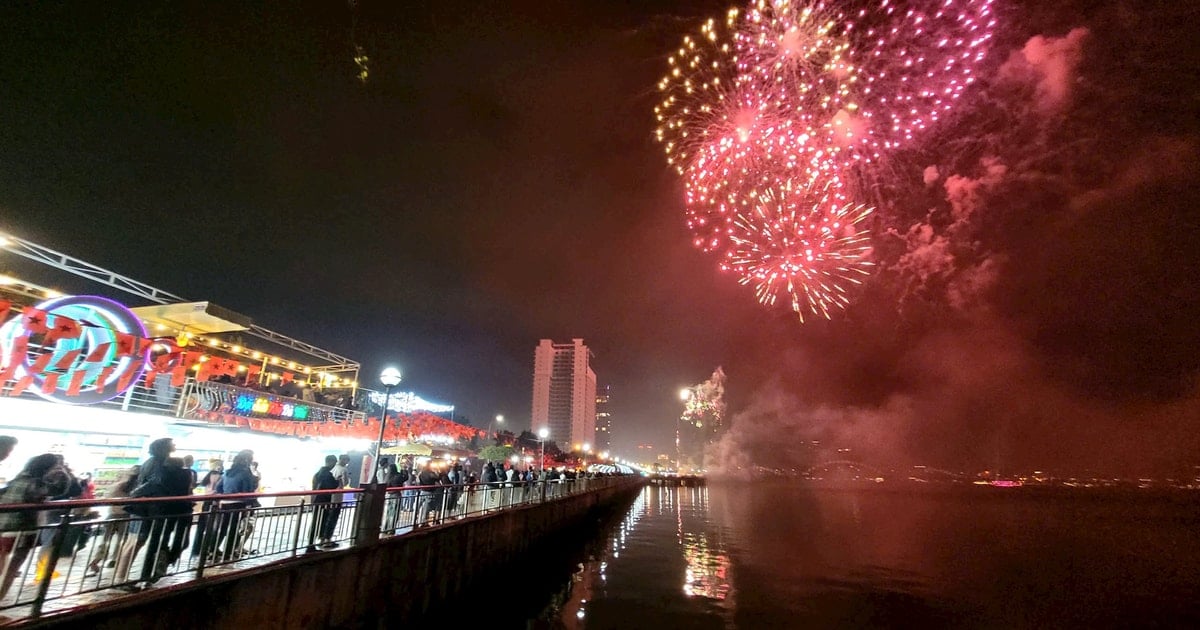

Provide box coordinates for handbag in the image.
[126,480,165,516]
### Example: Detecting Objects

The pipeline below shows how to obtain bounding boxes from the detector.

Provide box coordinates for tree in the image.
[478,445,514,463]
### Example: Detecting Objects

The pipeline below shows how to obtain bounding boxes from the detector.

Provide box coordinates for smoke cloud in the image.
[711,4,1200,478]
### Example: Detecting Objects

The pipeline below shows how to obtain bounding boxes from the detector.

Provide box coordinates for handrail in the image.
[0,478,606,512]
[0,488,361,513]
[0,475,643,621]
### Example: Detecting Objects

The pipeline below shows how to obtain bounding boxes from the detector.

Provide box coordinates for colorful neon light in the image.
[0,295,148,405]
[234,393,310,420]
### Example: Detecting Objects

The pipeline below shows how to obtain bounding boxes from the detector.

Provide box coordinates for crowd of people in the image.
[0,436,287,595]
[0,435,623,600]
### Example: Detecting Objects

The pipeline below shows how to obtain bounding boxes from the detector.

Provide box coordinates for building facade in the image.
[532,338,596,448]
[594,384,612,452]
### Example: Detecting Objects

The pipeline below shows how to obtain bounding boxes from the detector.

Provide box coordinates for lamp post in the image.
[488,414,504,438]
[375,367,402,483]
[537,427,549,470]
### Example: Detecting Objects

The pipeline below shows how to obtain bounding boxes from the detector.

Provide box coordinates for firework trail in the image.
[655,0,996,320]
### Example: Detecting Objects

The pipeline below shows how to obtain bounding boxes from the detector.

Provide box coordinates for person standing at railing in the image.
[321,454,351,542]
[189,458,223,560]
[446,464,464,518]
[149,457,194,581]
[430,467,449,524]
[209,450,257,563]
[306,455,339,552]
[381,460,404,533]
[86,466,139,576]
[0,453,68,600]
[182,455,197,489]
[115,437,174,590]
[415,462,438,527]
[33,458,82,581]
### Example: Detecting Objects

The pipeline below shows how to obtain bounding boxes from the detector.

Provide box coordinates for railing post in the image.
[195,502,217,578]
[353,487,385,547]
[31,514,72,618]
[121,382,135,411]
[290,500,306,557]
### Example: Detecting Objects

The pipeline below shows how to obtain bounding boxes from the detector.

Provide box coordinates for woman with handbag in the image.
[113,437,174,591]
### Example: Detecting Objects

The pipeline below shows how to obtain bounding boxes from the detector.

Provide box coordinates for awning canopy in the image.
[131,301,252,334]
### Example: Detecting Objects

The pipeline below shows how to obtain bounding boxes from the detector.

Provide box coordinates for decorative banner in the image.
[20,307,49,335]
[45,316,82,343]
[0,295,149,404]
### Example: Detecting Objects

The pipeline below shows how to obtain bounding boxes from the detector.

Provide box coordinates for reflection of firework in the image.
[654,0,996,320]
[723,179,873,321]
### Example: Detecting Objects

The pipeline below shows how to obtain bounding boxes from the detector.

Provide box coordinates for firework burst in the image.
[723,179,874,320]
[654,0,996,320]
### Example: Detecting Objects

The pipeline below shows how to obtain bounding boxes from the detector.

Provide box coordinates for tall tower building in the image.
[532,338,596,448]
[595,384,612,452]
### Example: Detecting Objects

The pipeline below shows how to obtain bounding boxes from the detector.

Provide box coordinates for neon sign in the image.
[234,393,310,420]
[0,295,148,404]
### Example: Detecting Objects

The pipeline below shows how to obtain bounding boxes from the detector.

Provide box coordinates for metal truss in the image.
[0,231,359,371]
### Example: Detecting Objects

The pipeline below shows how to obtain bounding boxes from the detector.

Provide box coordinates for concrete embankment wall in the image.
[35,480,644,630]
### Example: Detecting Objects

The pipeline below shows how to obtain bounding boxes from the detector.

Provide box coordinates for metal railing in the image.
[0,475,640,622]
[380,476,619,534]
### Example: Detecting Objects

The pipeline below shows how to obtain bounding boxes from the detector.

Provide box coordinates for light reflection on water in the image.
[529,482,1200,629]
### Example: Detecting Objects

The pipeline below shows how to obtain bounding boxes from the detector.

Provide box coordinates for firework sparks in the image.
[723,179,874,320]
[654,0,996,320]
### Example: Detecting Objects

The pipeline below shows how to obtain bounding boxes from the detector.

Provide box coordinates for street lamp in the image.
[679,388,691,401]
[488,414,504,438]
[537,427,549,470]
[375,366,402,482]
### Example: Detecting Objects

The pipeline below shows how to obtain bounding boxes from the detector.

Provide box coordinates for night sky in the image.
[1,1,1197,476]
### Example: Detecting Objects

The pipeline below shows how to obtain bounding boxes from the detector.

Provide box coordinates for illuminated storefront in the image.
[0,231,478,494]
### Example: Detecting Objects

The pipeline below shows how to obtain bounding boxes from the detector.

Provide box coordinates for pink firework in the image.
[722,179,874,320]
[737,0,996,162]
[655,0,996,320]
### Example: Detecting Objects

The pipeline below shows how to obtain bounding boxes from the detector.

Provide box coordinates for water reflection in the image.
[678,487,732,602]
[523,482,1200,628]
[532,485,736,629]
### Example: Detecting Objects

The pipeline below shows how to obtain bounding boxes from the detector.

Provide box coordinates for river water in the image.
[514,482,1199,629]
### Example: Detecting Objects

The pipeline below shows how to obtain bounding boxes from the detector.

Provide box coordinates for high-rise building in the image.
[532,338,596,448]
[595,384,612,452]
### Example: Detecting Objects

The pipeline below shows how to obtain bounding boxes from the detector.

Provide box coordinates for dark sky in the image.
[1,1,1197,475]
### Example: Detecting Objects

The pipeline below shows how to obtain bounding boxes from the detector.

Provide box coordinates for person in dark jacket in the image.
[307,455,339,551]
[151,457,194,579]
[415,463,438,525]
[113,437,173,589]
[210,450,256,562]
[0,454,66,599]
[382,462,405,533]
